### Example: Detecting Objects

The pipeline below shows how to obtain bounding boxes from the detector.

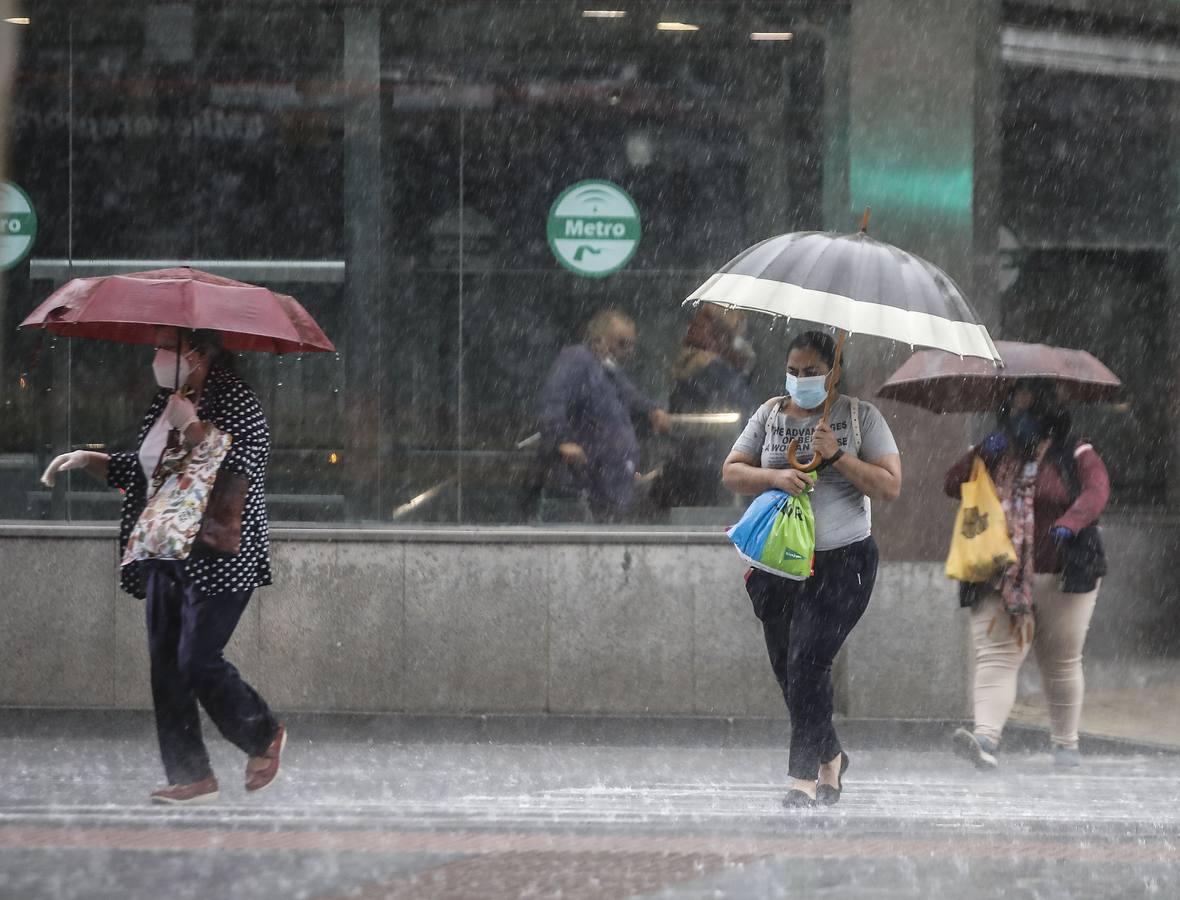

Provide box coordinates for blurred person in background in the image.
[536,309,669,522]
[944,380,1109,770]
[653,305,755,510]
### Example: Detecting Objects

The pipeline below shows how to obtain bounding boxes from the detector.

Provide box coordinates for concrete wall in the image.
[0,524,970,719]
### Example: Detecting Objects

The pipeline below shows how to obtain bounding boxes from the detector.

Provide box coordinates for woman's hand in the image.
[40,450,109,487]
[812,422,840,459]
[772,467,814,497]
[558,442,588,467]
[164,393,199,431]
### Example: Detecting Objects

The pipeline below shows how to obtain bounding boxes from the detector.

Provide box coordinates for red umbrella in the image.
[877,341,1121,413]
[19,267,335,354]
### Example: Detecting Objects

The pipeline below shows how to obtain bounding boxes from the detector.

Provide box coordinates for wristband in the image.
[827,448,845,465]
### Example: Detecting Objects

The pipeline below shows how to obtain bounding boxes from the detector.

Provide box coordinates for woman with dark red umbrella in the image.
[42,326,285,804]
[26,268,333,805]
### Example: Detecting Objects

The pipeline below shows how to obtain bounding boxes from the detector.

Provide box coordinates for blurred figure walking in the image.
[653,306,755,510]
[944,380,1109,769]
[536,309,669,522]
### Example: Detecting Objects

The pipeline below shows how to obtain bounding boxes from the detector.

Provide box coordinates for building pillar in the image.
[342,7,383,519]
[848,0,1000,325]
[1165,86,1180,506]
[828,0,1002,562]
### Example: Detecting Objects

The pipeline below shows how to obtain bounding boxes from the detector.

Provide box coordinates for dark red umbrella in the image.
[19,267,335,354]
[877,341,1121,413]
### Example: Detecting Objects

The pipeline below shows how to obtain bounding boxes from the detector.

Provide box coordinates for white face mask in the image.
[152,348,195,389]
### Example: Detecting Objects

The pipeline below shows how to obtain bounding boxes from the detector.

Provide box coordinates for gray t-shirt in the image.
[730,395,899,551]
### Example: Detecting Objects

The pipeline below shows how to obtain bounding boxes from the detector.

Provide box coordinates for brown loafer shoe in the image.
[150,775,219,805]
[245,723,287,793]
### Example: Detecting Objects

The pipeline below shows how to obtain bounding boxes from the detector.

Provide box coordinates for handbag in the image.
[945,456,1018,583]
[726,473,819,580]
[122,427,233,565]
[194,469,248,557]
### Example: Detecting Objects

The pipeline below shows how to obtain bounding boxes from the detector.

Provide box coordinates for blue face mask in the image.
[1010,412,1045,449]
[785,373,829,410]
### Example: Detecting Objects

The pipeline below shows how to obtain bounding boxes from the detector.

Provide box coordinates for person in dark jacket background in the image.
[944,379,1109,770]
[537,309,669,521]
[41,327,286,805]
[654,305,755,509]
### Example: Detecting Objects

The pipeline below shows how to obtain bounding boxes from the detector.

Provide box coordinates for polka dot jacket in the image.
[108,365,273,599]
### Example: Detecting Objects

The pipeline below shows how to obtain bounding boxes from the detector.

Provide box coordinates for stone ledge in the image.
[0,520,732,544]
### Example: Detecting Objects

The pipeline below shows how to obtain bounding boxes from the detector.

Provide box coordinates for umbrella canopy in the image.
[19,267,335,354]
[877,341,1122,413]
[686,229,1001,364]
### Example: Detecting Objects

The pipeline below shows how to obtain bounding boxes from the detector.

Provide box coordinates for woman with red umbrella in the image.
[26,268,333,805]
[42,327,286,803]
[42,326,285,804]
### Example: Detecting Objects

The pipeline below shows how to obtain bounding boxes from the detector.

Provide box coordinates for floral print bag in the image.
[122,426,233,565]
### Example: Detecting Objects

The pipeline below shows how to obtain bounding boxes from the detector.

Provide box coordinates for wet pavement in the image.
[2,711,1179,899]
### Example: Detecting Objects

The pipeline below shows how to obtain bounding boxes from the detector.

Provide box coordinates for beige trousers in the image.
[968,574,1099,749]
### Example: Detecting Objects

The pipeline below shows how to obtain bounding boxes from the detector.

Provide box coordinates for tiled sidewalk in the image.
[4,712,1180,898]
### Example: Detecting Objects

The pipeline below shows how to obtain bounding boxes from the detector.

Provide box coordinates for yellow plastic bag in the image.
[945,457,1018,582]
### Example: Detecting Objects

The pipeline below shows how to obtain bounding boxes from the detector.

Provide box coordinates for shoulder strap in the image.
[850,396,862,454]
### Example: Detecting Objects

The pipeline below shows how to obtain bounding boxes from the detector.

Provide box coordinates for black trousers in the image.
[144,560,278,784]
[745,536,878,781]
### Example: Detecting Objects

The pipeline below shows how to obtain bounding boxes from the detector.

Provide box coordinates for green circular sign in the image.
[547,179,641,278]
[0,181,37,271]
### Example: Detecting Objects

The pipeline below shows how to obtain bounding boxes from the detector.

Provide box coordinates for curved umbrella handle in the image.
[787,438,825,473]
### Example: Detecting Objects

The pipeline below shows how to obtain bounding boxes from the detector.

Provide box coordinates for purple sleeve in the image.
[1056,446,1111,533]
[610,369,655,419]
[944,449,977,499]
[538,349,584,446]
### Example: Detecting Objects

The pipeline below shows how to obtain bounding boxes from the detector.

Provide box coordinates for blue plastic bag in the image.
[726,477,818,580]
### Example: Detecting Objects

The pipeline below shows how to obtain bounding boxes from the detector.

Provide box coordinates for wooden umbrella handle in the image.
[787,331,847,472]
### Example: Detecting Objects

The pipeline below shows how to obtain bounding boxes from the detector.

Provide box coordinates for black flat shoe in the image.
[816,752,850,806]
[782,789,816,809]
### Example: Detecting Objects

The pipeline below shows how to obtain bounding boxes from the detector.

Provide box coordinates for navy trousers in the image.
[144,560,278,784]
[745,537,878,781]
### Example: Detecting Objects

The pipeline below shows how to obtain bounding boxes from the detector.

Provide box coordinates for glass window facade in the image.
[1,1,828,524]
[2,1,1178,525]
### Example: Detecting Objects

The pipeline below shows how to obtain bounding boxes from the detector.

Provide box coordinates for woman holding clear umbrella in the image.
[723,331,902,808]
[689,213,998,808]
[942,379,1110,769]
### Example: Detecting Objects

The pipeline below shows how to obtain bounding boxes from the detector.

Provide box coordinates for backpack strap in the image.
[850,396,862,455]
[848,396,871,526]
[760,397,787,456]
